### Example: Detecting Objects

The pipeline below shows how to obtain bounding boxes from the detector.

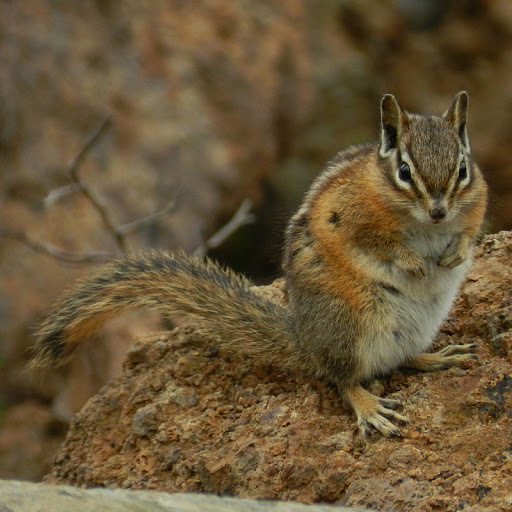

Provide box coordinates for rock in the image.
[132,405,159,437]
[43,232,512,510]
[0,402,67,481]
[0,479,372,512]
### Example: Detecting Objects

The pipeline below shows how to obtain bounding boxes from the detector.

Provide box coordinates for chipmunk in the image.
[32,92,487,436]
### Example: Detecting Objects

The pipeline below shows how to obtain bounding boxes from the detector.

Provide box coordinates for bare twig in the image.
[67,115,112,181]
[0,231,115,264]
[64,115,128,252]
[43,183,82,206]
[0,117,118,264]
[4,115,179,264]
[118,196,179,235]
[193,199,255,258]
[6,113,251,265]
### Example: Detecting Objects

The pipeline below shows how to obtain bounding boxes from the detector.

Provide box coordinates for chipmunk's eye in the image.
[399,161,412,182]
[458,160,467,181]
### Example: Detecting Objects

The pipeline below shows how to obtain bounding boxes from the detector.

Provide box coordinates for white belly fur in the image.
[357,227,472,380]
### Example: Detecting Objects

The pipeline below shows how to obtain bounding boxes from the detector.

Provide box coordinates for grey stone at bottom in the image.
[0,479,374,512]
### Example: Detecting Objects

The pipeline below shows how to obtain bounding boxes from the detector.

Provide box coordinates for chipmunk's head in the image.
[379,91,478,225]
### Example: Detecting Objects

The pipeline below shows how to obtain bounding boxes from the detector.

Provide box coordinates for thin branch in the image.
[10,113,250,265]
[43,183,82,206]
[67,115,112,181]
[9,115,179,264]
[118,196,179,235]
[65,115,128,253]
[0,231,115,264]
[193,199,255,258]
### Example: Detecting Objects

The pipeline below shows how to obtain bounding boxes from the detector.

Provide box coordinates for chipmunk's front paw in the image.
[345,386,408,437]
[438,237,469,269]
[398,255,427,279]
[404,261,427,279]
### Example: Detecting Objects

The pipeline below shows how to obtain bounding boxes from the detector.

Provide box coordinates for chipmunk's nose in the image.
[429,205,447,222]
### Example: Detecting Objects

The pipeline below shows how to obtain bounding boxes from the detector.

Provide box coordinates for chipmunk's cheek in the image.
[410,205,430,224]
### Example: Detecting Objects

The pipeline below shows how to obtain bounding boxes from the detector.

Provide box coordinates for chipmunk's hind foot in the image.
[345,385,408,437]
[407,343,477,372]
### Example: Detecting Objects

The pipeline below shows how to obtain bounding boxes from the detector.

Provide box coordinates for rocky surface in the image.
[44,232,512,511]
[0,480,371,512]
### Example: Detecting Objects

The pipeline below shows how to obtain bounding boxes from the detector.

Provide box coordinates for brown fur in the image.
[31,93,487,436]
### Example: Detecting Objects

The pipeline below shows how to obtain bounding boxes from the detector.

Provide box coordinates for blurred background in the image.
[1,0,511,481]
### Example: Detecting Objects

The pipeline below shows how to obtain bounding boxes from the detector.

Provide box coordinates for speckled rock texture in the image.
[44,232,512,511]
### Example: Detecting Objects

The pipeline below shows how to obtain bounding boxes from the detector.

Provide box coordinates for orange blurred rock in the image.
[0,402,66,481]
[0,0,311,429]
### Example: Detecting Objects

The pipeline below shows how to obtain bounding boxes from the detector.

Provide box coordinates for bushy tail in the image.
[30,251,293,368]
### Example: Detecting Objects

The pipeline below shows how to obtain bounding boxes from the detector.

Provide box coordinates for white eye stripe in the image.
[395,154,415,186]
[451,157,471,191]
[458,160,470,182]
[394,171,411,191]
[394,155,431,195]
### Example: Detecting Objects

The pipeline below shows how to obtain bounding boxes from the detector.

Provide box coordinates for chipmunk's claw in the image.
[408,343,478,372]
[345,385,408,437]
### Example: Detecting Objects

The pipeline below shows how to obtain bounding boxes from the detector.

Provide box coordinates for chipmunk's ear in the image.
[444,91,470,152]
[379,94,408,158]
